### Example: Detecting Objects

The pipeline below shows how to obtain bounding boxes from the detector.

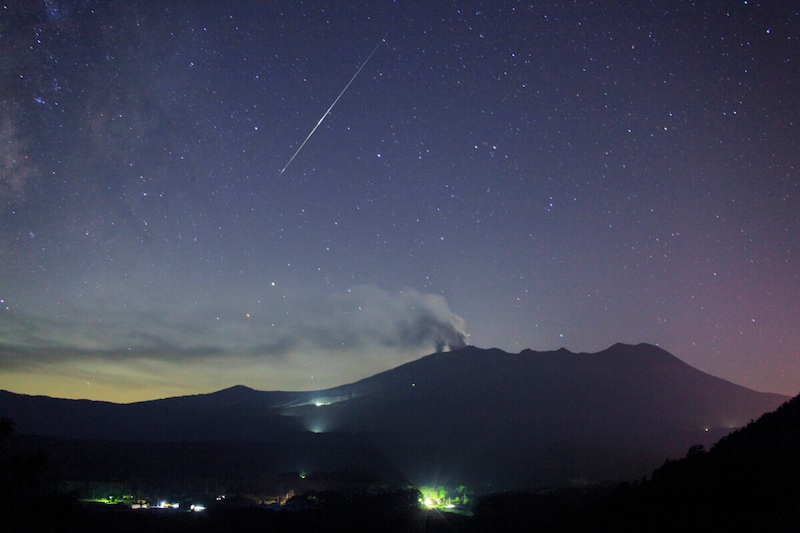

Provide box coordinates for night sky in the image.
[1,1,798,402]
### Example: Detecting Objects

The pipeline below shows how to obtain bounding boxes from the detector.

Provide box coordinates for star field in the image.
[0,1,798,401]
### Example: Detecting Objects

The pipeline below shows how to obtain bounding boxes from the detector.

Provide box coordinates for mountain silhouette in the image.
[0,343,789,489]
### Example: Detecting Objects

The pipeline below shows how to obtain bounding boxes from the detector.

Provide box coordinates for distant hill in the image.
[0,343,789,490]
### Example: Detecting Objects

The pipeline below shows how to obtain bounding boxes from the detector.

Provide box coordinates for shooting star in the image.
[278,34,388,176]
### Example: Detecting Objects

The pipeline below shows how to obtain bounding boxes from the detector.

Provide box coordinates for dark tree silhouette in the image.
[582,394,800,532]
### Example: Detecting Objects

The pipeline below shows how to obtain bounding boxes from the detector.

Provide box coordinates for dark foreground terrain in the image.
[4,392,800,532]
[3,491,470,533]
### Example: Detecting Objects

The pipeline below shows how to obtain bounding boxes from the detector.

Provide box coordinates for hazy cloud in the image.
[0,286,469,372]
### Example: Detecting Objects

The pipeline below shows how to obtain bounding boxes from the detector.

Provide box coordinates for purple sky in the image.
[1,1,798,402]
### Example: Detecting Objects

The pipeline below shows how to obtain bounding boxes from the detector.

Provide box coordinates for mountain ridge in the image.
[0,343,790,489]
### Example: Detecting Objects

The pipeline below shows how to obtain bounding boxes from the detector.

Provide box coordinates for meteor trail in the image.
[278,34,388,176]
